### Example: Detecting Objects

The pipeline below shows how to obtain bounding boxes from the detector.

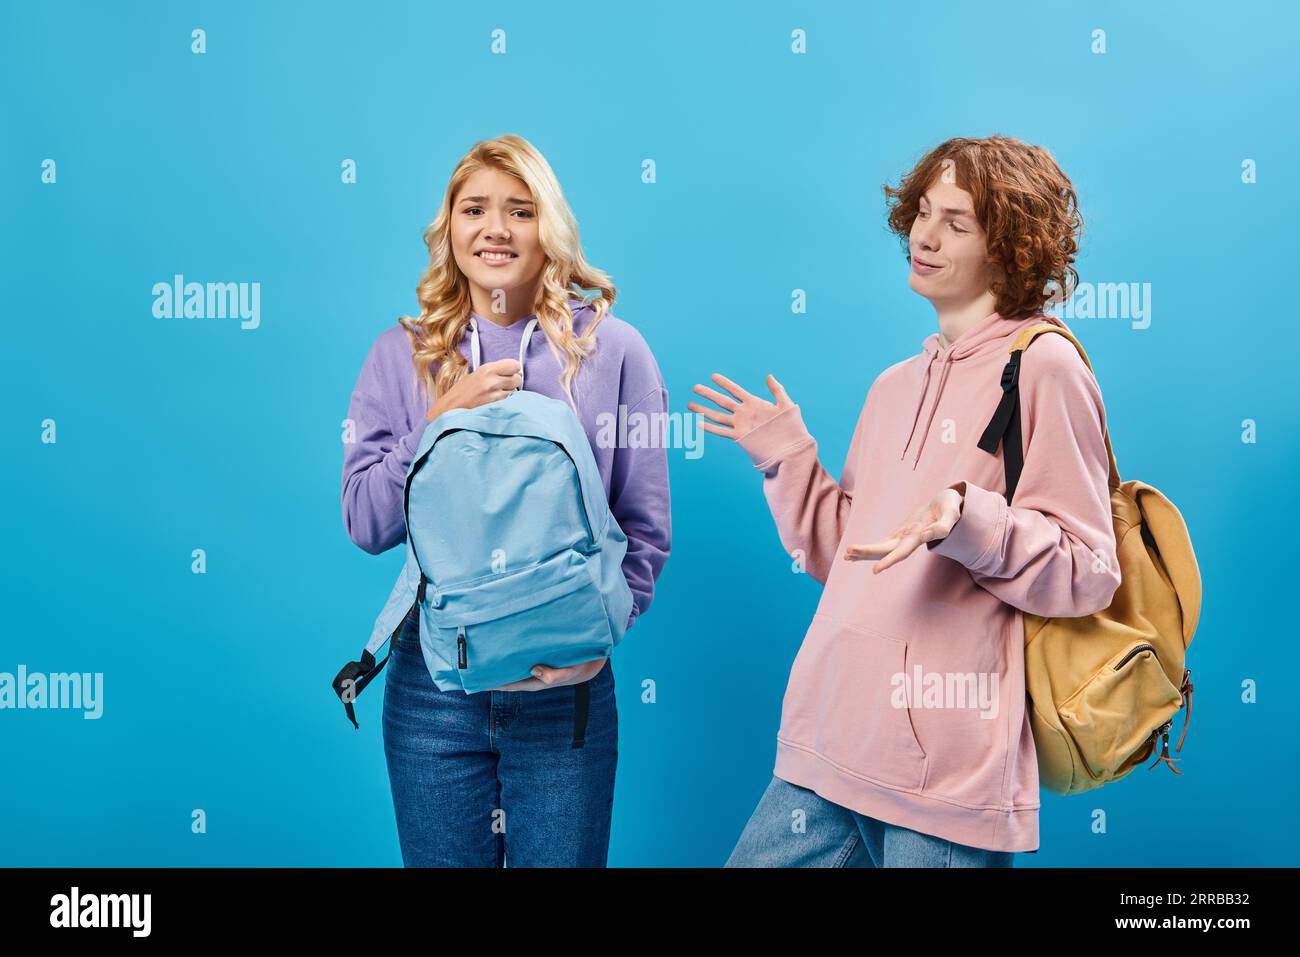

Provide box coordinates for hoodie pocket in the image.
[781,613,928,791]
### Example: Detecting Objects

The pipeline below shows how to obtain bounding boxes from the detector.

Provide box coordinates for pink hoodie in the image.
[735,310,1120,853]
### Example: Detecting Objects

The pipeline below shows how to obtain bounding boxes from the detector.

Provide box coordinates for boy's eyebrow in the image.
[458,195,536,205]
[920,193,975,218]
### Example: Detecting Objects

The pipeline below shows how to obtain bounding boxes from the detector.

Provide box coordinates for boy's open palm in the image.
[844,487,964,573]
[688,372,794,439]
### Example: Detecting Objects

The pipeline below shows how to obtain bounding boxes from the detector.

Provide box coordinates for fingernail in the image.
[531,667,542,678]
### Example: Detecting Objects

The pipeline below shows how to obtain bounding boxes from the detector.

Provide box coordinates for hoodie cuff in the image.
[926,481,1006,571]
[735,404,815,469]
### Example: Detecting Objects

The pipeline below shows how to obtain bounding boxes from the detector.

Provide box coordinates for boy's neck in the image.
[934,293,999,350]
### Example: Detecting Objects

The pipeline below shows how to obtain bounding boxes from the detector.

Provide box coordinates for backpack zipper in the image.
[552,442,597,552]
[457,626,467,669]
[1114,643,1157,670]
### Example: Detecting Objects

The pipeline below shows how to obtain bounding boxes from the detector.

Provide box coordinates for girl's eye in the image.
[951,224,967,233]
[511,209,534,219]
[465,207,483,215]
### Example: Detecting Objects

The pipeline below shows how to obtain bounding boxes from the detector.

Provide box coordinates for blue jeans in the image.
[382,604,618,867]
[726,776,1016,868]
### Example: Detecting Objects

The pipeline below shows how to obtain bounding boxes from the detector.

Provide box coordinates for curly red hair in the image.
[882,135,1083,319]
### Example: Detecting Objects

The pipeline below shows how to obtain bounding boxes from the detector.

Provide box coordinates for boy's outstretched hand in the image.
[688,372,794,439]
[844,484,966,573]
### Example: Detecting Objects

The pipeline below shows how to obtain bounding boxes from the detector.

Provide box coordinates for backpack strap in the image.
[332,538,428,729]
[1128,481,1203,644]
[571,680,591,749]
[977,321,1121,503]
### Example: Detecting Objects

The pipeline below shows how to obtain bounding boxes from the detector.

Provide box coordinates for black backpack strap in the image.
[976,349,1026,504]
[571,679,591,749]
[332,577,427,730]
[331,649,386,731]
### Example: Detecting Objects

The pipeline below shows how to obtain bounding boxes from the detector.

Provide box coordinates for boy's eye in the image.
[951,224,967,233]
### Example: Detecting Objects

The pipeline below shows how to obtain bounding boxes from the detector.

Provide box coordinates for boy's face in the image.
[906,177,994,309]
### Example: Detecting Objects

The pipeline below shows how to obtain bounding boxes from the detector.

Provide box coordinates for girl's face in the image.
[450,167,545,313]
[907,177,995,308]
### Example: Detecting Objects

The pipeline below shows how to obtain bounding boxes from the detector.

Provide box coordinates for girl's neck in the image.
[469,281,541,328]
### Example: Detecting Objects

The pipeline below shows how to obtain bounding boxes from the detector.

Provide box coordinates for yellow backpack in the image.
[978,322,1200,796]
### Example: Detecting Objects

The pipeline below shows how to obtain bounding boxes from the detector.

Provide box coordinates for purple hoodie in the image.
[341,298,671,628]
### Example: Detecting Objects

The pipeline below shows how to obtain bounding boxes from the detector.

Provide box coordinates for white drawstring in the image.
[467,315,538,392]
[468,316,482,372]
[516,317,538,389]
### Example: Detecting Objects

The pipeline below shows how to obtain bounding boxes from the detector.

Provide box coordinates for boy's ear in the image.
[985,260,1006,297]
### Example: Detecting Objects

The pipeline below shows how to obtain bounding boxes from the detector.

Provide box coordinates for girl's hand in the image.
[426,358,523,421]
[843,485,965,573]
[687,372,795,440]
[488,657,607,692]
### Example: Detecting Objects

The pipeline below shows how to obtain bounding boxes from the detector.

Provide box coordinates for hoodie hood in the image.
[465,298,597,379]
[899,310,1066,468]
[468,297,595,334]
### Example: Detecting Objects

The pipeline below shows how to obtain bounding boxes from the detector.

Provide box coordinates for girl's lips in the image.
[911,258,942,275]
[476,251,518,267]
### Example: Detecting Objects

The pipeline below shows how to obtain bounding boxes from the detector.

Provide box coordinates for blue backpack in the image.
[333,317,634,744]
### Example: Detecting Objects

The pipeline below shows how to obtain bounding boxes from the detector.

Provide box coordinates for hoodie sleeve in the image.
[341,333,428,555]
[735,395,870,585]
[926,336,1121,617]
[608,342,672,630]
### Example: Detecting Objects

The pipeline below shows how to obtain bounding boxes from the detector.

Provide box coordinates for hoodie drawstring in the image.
[899,353,937,464]
[908,354,954,470]
[900,351,955,469]
[898,313,1055,469]
[467,314,539,389]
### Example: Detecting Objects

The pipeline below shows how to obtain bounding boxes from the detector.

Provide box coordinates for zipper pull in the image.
[457,626,467,670]
[1146,721,1182,775]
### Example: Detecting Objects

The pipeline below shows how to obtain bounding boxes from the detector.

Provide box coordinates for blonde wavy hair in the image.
[399,134,616,407]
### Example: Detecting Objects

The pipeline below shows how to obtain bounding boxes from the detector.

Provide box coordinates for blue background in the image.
[3,0,1296,866]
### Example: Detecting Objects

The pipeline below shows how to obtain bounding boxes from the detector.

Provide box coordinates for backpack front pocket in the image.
[1057,642,1185,782]
[424,548,614,694]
